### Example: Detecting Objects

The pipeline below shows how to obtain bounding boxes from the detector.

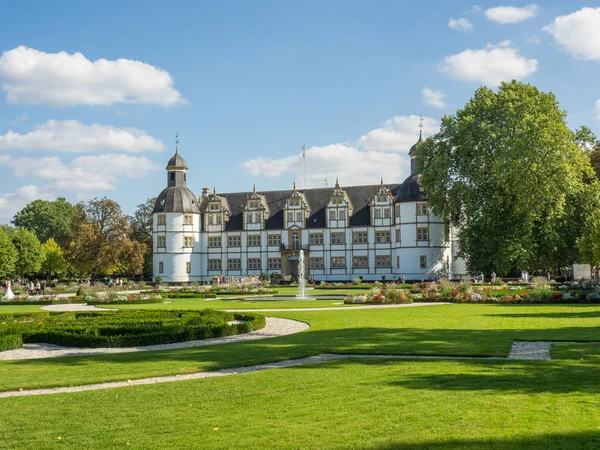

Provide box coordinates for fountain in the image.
[296,249,307,299]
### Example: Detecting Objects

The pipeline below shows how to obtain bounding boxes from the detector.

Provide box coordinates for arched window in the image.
[291,232,299,250]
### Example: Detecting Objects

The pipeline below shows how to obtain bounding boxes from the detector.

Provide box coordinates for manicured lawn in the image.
[1,304,600,392]
[2,346,600,449]
[112,297,354,310]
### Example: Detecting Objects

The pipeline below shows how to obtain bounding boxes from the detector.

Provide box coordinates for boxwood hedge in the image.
[0,310,266,351]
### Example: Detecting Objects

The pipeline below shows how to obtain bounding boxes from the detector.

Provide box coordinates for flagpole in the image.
[302,144,307,190]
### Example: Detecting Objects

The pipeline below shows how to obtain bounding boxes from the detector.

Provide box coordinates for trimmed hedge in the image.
[0,310,266,349]
[0,333,23,351]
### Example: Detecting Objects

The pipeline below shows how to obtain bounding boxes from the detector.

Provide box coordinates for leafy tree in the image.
[82,197,128,240]
[129,198,156,276]
[416,81,600,275]
[118,239,147,276]
[589,142,600,180]
[40,238,69,278]
[12,198,76,245]
[68,223,101,276]
[10,228,45,277]
[0,227,17,279]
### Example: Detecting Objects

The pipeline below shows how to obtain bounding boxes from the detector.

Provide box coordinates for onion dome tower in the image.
[152,134,201,283]
[153,135,200,214]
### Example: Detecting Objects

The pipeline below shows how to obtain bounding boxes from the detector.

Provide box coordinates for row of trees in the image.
[0,197,155,280]
[416,80,600,276]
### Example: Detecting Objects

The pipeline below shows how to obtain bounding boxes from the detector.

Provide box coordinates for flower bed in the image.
[0,309,266,351]
[0,293,164,306]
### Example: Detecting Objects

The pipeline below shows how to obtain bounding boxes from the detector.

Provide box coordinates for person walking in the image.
[40,280,46,295]
[491,272,497,284]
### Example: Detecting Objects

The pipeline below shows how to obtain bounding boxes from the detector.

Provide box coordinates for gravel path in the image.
[0,317,308,361]
[2,341,600,397]
[41,304,117,312]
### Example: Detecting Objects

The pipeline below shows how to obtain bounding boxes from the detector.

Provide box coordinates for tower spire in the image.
[175,133,179,154]
[418,116,423,141]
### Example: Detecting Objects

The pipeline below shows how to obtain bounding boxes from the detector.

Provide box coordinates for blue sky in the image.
[0,1,599,222]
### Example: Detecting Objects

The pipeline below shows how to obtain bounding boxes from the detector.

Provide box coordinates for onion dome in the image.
[166,152,188,171]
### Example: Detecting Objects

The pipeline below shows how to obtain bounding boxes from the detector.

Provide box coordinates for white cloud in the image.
[596,100,600,122]
[471,5,482,13]
[0,154,160,192]
[441,40,538,86]
[0,185,54,223]
[0,120,164,153]
[485,4,539,24]
[243,115,439,186]
[526,34,541,44]
[0,46,186,106]
[244,144,410,187]
[544,8,600,60]
[448,18,473,31]
[422,88,447,109]
[357,115,439,152]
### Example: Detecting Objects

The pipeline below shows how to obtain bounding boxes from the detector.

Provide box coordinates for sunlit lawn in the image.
[2,344,600,449]
[1,304,600,393]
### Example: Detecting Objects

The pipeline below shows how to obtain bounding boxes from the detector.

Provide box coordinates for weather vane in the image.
[419,116,424,139]
[175,133,179,153]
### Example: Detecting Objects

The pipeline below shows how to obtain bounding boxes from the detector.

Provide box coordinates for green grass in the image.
[2,348,600,449]
[2,304,600,392]
[113,297,354,310]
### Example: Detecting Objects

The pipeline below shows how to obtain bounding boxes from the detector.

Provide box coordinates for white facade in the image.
[153,144,467,283]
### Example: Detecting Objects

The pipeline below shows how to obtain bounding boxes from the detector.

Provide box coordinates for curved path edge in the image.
[0,317,309,361]
[4,341,600,398]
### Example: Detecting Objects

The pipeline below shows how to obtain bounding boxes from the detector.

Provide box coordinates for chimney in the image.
[201,188,210,198]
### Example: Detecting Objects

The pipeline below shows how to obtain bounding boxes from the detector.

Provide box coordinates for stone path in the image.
[0,317,309,361]
[41,304,117,312]
[4,342,600,398]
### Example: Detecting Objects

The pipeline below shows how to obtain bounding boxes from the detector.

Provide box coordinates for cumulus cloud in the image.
[0,185,54,223]
[441,40,538,86]
[544,7,600,60]
[0,154,160,192]
[485,4,539,24]
[243,115,439,186]
[422,88,447,109]
[244,144,410,187]
[0,46,186,106]
[448,17,473,31]
[0,120,165,153]
[357,115,439,152]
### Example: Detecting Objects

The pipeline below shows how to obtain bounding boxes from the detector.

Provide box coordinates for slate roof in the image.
[153,186,201,213]
[206,174,426,231]
[166,152,188,170]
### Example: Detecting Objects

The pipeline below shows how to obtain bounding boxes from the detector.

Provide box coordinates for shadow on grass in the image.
[370,430,600,450]
[482,303,600,319]
[5,324,600,370]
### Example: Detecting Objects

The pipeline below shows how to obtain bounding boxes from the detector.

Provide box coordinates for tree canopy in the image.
[10,228,45,277]
[0,227,17,279]
[416,81,600,276]
[12,198,76,245]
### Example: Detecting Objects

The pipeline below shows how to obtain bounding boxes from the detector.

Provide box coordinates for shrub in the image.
[586,292,600,301]
[529,286,553,302]
[0,310,266,349]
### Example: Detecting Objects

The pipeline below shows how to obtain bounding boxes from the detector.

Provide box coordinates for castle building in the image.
[152,135,467,282]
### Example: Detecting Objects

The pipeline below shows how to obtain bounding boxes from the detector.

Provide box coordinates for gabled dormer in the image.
[371,178,394,226]
[326,179,352,228]
[244,185,269,231]
[204,188,229,232]
[284,183,309,229]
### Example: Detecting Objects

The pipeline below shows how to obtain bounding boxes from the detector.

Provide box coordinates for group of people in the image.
[26,280,46,295]
[107,278,125,287]
[520,271,530,283]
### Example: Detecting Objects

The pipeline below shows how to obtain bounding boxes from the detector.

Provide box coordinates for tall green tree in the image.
[10,228,45,277]
[129,197,156,276]
[0,227,17,279]
[12,198,76,245]
[40,238,69,278]
[416,81,600,275]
